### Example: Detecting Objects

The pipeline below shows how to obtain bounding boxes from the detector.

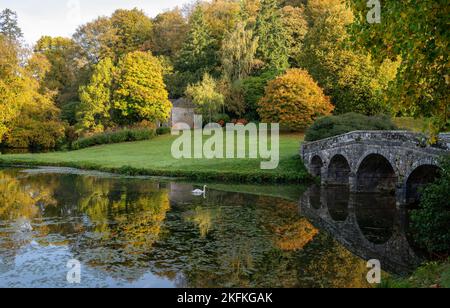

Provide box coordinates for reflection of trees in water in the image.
[184,206,221,238]
[0,171,56,221]
[0,170,380,287]
[63,177,171,281]
[296,233,371,288]
[151,193,321,288]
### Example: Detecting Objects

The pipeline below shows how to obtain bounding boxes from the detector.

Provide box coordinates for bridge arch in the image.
[310,155,324,177]
[405,163,441,205]
[327,154,351,185]
[356,153,397,193]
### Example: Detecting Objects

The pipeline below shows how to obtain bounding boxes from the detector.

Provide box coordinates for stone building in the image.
[170,98,195,129]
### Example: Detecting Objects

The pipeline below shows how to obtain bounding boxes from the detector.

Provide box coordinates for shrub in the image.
[213,113,231,124]
[258,69,334,131]
[305,113,398,142]
[156,127,171,135]
[241,69,280,120]
[72,128,156,150]
[411,157,450,257]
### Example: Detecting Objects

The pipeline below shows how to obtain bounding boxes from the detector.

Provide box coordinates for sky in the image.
[1,0,192,45]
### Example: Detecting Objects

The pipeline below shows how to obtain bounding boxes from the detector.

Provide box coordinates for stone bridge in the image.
[301,131,450,205]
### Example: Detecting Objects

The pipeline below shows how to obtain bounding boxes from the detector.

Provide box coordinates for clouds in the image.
[1,0,190,45]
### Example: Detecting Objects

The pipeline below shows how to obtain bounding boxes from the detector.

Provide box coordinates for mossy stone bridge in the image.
[301,131,450,205]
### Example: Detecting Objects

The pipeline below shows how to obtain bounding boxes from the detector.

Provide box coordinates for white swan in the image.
[16,219,33,232]
[192,185,207,196]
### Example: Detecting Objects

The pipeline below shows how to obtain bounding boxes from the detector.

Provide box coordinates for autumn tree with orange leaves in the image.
[258,68,334,130]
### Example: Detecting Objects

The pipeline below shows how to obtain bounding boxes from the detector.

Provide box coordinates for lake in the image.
[0,167,421,288]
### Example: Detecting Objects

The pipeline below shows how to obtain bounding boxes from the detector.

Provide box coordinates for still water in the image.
[0,167,420,288]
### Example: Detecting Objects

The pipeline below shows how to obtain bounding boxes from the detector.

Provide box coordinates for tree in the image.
[0,9,23,41]
[113,51,172,124]
[74,9,152,64]
[3,54,65,149]
[0,35,21,140]
[254,0,289,71]
[35,36,84,106]
[240,69,280,120]
[221,22,259,82]
[411,157,450,256]
[300,0,399,115]
[240,0,261,29]
[203,0,241,43]
[281,5,308,66]
[150,8,188,57]
[175,6,218,82]
[258,69,334,130]
[77,58,115,132]
[73,16,117,64]
[349,0,449,133]
[110,8,153,60]
[185,73,224,122]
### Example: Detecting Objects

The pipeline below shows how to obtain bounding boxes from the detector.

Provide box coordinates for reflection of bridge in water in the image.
[299,186,422,275]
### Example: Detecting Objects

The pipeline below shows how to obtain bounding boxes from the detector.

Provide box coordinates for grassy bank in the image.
[0,133,310,183]
[381,260,450,288]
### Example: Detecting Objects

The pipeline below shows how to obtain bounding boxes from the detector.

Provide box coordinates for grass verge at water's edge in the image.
[0,134,312,183]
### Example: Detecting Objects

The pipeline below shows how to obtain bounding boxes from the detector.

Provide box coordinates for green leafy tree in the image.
[74,9,152,64]
[203,0,242,43]
[150,8,189,57]
[254,0,289,71]
[349,0,449,133]
[221,21,259,82]
[301,0,399,115]
[73,16,117,64]
[185,73,224,122]
[114,51,172,124]
[411,157,450,256]
[78,58,115,132]
[110,8,153,60]
[239,0,261,28]
[175,6,218,82]
[281,5,308,67]
[0,9,23,41]
[35,36,85,106]
[241,70,280,120]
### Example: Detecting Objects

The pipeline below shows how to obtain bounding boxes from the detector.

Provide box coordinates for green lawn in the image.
[0,133,310,183]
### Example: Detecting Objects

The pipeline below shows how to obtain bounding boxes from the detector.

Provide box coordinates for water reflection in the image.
[299,185,421,275]
[0,168,383,288]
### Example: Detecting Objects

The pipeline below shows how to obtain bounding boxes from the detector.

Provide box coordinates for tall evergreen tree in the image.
[0,9,23,41]
[254,0,289,71]
[175,6,218,80]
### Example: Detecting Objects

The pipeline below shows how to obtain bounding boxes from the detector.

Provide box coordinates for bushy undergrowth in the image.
[156,127,171,135]
[71,128,156,150]
[411,157,450,257]
[305,113,398,142]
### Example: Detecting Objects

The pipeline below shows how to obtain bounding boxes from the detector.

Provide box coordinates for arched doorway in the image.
[327,155,351,185]
[406,165,440,205]
[357,154,397,193]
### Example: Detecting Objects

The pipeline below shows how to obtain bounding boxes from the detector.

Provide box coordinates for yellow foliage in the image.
[258,68,334,130]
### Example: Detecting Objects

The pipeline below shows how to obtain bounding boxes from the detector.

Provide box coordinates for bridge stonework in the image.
[301,131,450,206]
